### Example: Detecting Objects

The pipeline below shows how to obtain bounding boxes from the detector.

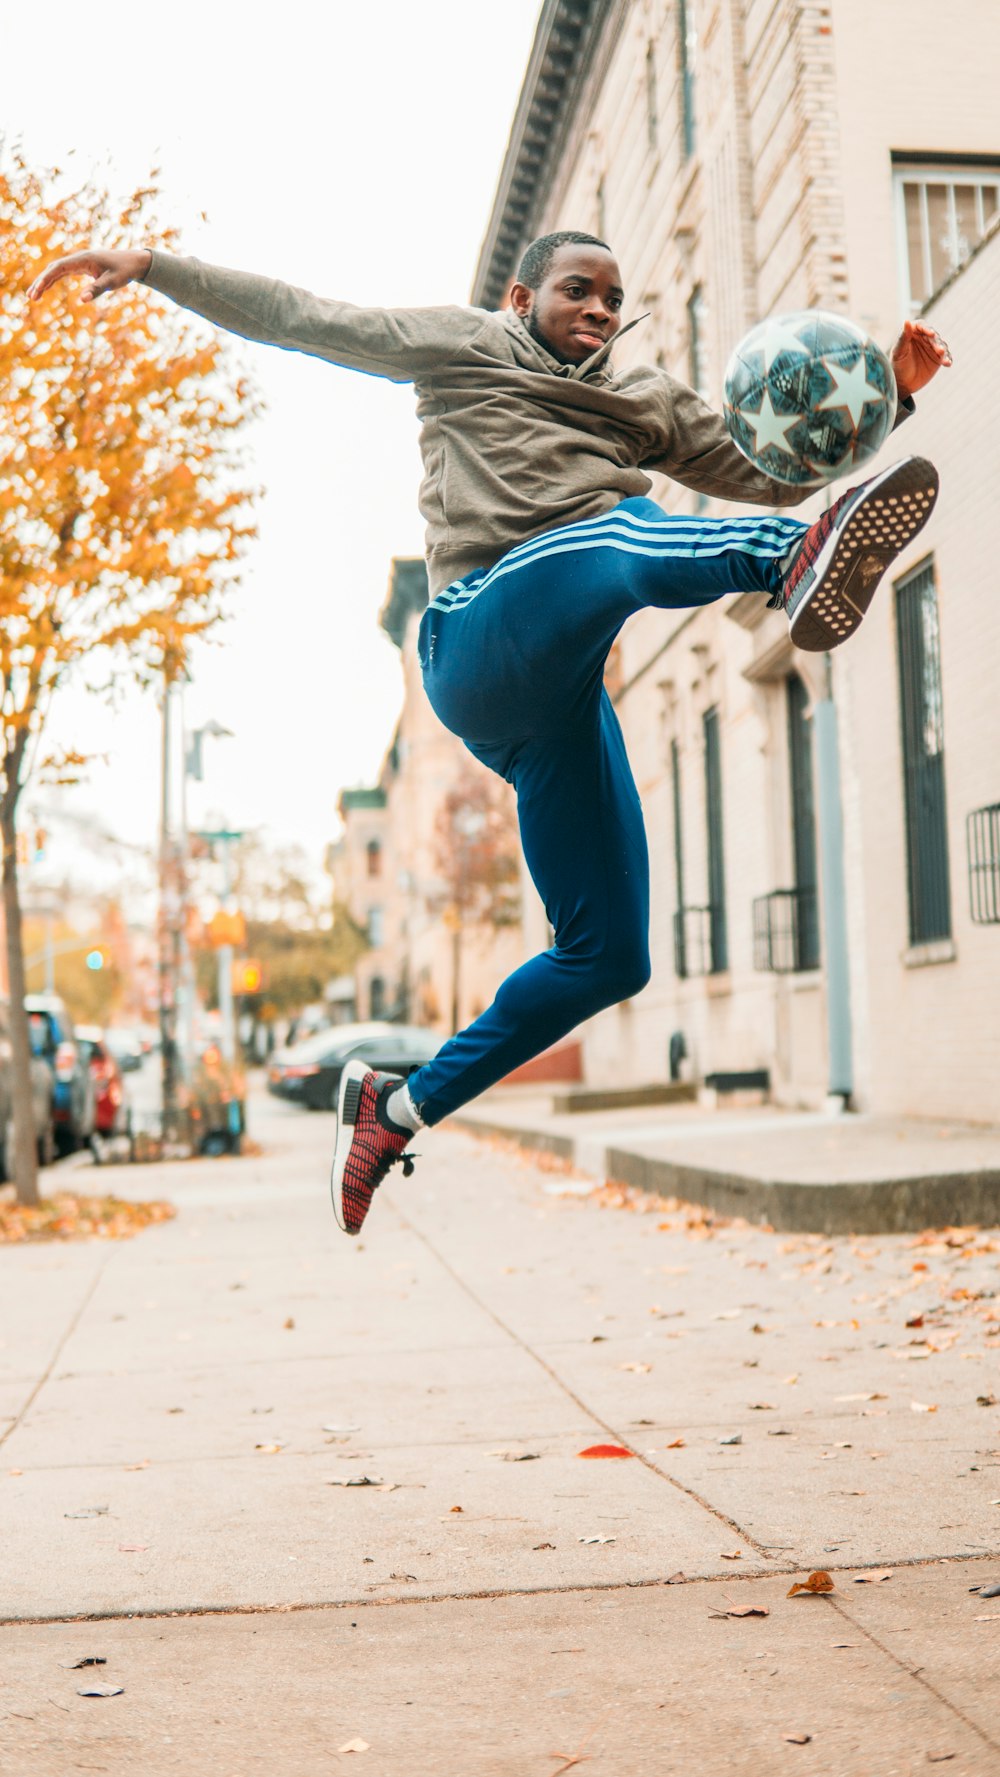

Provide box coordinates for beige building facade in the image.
[330,559,523,1039]
[473,0,1000,1118]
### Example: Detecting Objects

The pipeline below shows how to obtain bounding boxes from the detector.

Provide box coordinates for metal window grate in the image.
[671,739,686,976]
[967,803,1000,925]
[752,888,819,973]
[896,561,952,944]
[787,675,821,970]
[674,905,718,979]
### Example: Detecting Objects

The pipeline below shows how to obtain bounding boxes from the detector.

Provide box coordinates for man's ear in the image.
[509,280,533,319]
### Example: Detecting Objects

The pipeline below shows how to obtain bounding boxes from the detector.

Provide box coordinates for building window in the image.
[893,159,1000,311]
[368,905,384,948]
[369,976,385,1019]
[896,559,951,944]
[645,42,658,154]
[366,838,382,879]
[704,707,728,972]
[677,0,697,161]
[787,673,820,970]
[687,285,708,400]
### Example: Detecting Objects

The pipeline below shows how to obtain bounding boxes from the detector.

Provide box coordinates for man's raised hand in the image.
[27,247,152,304]
[890,318,953,402]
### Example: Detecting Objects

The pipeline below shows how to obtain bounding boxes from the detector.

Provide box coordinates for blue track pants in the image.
[405,497,808,1125]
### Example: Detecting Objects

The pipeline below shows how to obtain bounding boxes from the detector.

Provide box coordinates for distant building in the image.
[472,0,1000,1118]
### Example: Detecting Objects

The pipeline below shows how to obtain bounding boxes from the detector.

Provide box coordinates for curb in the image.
[451,1113,1000,1234]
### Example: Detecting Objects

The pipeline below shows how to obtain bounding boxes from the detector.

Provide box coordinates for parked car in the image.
[0,997,56,1177]
[104,1027,144,1074]
[267,1021,439,1112]
[75,1026,128,1139]
[25,994,96,1156]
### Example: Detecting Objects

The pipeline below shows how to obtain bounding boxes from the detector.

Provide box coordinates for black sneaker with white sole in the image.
[773,456,939,652]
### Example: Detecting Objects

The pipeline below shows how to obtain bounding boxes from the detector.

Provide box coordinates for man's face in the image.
[510,244,624,366]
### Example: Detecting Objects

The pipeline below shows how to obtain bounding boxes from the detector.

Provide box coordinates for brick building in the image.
[472,0,1000,1117]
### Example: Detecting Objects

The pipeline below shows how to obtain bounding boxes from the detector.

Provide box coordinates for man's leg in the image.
[406,688,650,1124]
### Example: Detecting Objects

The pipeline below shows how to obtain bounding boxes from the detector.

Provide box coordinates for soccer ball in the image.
[723,310,897,487]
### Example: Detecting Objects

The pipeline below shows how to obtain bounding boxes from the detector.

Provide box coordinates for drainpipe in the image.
[813,655,853,1103]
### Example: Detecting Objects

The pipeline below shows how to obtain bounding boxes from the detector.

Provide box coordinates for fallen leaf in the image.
[830,1642,854,1649]
[783,1732,812,1744]
[665,1437,686,1449]
[64,1507,109,1520]
[715,1310,742,1320]
[723,1604,769,1617]
[124,1459,149,1471]
[906,1315,925,1328]
[388,1572,416,1582]
[853,1569,893,1584]
[283,1318,295,1330]
[59,1657,106,1670]
[489,1449,540,1462]
[77,1684,124,1698]
[579,1534,615,1544]
[8,1468,22,1476]
[338,1739,370,1754]
[117,1544,147,1553]
[450,1505,463,1514]
[666,1571,686,1584]
[255,1443,283,1455]
[974,1614,1000,1622]
[322,1423,361,1433]
[787,1571,834,1597]
[750,1323,770,1334]
[911,1401,938,1413]
[749,1402,776,1411]
[617,1362,652,1374]
[926,1754,956,1764]
[974,1583,1000,1598]
[577,1444,633,1460]
[534,1542,556,1550]
[976,1395,998,1408]
[782,1374,799,1386]
[719,1433,742,1446]
[835,1392,887,1402]
[327,1475,386,1488]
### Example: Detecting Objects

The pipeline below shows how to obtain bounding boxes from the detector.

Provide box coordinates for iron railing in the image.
[674,904,722,979]
[752,887,820,974]
[967,803,1000,925]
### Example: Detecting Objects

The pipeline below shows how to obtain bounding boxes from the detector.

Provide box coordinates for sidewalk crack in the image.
[0,1250,115,1453]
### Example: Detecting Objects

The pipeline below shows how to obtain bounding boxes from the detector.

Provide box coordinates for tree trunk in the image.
[1,801,40,1206]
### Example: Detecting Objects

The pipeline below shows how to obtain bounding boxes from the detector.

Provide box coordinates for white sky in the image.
[3,0,543,886]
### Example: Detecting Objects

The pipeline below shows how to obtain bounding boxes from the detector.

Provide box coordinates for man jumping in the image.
[29,230,950,1235]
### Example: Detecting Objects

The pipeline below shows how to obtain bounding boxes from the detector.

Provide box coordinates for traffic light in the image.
[85,949,105,972]
[232,959,263,994]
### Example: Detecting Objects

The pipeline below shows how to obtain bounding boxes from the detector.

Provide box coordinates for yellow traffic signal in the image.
[232,958,263,994]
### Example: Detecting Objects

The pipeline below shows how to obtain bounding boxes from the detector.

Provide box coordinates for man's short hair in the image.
[515,231,611,291]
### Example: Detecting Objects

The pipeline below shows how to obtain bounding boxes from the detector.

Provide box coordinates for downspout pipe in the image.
[813,656,854,1102]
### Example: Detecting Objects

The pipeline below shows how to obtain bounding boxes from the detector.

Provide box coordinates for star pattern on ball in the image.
[758,317,814,372]
[816,354,890,430]
[741,387,800,457]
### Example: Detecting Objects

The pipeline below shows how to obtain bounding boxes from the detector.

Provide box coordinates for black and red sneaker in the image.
[330,1064,416,1236]
[773,455,939,651]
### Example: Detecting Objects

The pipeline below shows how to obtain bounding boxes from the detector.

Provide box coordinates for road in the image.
[2,1081,1000,1773]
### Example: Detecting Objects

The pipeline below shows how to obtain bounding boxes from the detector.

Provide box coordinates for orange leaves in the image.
[577,1444,634,1460]
[787,1571,835,1597]
[0,1191,175,1244]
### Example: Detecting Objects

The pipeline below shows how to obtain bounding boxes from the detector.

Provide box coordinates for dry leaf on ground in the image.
[787,1571,834,1597]
[665,1437,686,1448]
[0,1191,175,1244]
[577,1444,634,1459]
[338,1739,370,1754]
[618,1362,652,1374]
[77,1683,124,1698]
[783,1732,812,1745]
[853,1569,893,1584]
[579,1534,615,1544]
[721,1551,743,1560]
[911,1401,938,1413]
[59,1657,106,1669]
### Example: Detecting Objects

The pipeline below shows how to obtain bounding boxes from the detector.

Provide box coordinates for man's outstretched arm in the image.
[28,248,484,382]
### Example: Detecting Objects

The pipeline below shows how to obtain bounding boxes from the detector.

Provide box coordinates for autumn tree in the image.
[432,766,521,1032]
[0,150,260,1204]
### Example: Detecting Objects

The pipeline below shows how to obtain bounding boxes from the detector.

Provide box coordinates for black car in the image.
[0,998,56,1177]
[25,994,96,1156]
[268,1021,438,1112]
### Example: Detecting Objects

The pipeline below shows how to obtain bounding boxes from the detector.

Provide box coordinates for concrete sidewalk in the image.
[3,1087,1000,1773]
[453,1087,1000,1233]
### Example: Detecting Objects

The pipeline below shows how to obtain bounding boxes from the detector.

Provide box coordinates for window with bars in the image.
[677,0,697,160]
[704,707,728,972]
[787,674,820,970]
[896,560,951,944]
[893,160,1000,311]
[671,738,687,977]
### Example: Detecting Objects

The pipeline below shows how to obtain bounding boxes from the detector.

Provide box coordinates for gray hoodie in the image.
[142,253,896,596]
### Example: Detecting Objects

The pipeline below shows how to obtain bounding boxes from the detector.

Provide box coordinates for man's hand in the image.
[891,318,952,402]
[27,247,153,304]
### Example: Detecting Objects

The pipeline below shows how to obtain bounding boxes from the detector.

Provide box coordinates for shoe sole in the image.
[329,1059,371,1235]
[788,456,939,652]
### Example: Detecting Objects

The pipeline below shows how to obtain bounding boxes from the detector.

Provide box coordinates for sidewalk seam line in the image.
[0,1250,115,1454]
[827,1594,1000,1757]
[387,1196,776,1561]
